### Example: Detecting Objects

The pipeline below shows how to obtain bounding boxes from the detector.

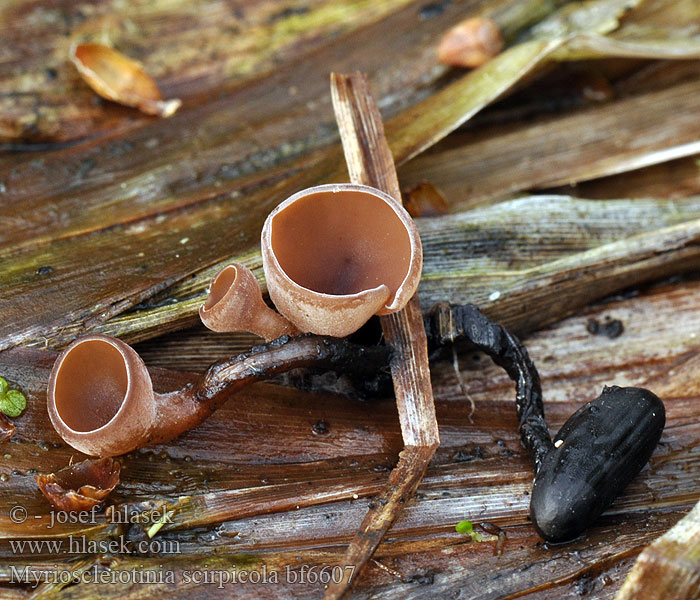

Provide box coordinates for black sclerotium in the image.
[530,386,665,543]
[423,304,665,544]
[251,304,664,543]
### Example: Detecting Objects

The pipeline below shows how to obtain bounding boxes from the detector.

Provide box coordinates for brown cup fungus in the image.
[48,334,204,457]
[48,330,390,457]
[200,263,298,340]
[36,458,121,512]
[261,183,422,337]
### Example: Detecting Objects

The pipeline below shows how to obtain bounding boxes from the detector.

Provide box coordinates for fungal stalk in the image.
[48,333,389,457]
[200,263,298,340]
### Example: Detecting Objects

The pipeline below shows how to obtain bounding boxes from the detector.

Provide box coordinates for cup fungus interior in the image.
[203,265,237,312]
[53,339,128,433]
[270,188,412,298]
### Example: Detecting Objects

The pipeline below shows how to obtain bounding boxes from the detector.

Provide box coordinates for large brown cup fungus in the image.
[261,183,422,337]
[200,263,298,340]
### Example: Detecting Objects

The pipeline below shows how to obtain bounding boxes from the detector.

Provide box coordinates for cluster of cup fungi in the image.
[45,181,664,544]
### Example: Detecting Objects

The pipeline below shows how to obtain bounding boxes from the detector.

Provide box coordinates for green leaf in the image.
[455,520,473,534]
[0,377,7,394]
[0,389,26,418]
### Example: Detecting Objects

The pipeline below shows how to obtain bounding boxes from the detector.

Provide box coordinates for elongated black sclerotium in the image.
[530,386,665,543]
[423,305,665,543]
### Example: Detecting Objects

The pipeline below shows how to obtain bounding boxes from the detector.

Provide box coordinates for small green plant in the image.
[0,377,27,418]
[455,520,495,543]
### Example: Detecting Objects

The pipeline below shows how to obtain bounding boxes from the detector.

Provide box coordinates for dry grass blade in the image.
[615,500,700,600]
[326,71,439,599]
[10,2,699,352]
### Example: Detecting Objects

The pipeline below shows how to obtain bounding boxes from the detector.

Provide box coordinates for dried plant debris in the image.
[404,181,450,217]
[615,498,700,600]
[69,43,181,117]
[326,71,439,600]
[9,7,700,352]
[437,17,504,68]
[0,413,14,443]
[35,458,121,512]
[527,0,643,40]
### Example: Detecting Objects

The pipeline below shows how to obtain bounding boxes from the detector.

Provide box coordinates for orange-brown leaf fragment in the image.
[437,17,504,69]
[404,181,450,218]
[0,413,14,442]
[36,457,120,512]
[70,43,181,117]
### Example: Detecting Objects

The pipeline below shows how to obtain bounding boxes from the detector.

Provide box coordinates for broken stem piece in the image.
[425,303,553,472]
[325,72,439,600]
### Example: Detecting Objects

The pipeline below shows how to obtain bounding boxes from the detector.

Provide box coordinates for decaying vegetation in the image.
[3,0,700,598]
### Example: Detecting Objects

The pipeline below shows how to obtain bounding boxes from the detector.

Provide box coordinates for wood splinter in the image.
[324,72,440,599]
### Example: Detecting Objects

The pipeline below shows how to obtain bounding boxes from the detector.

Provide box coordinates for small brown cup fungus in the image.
[200,263,298,340]
[48,331,391,457]
[48,334,203,457]
[261,183,422,337]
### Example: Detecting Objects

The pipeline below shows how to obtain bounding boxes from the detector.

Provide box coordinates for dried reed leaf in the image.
[3,276,700,597]
[526,0,643,40]
[92,195,700,345]
[5,0,700,354]
[401,79,700,210]
[328,71,438,598]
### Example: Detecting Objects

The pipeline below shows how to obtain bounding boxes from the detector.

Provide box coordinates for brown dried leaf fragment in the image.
[437,17,504,68]
[404,181,450,217]
[0,413,15,442]
[69,43,181,117]
[35,457,120,512]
